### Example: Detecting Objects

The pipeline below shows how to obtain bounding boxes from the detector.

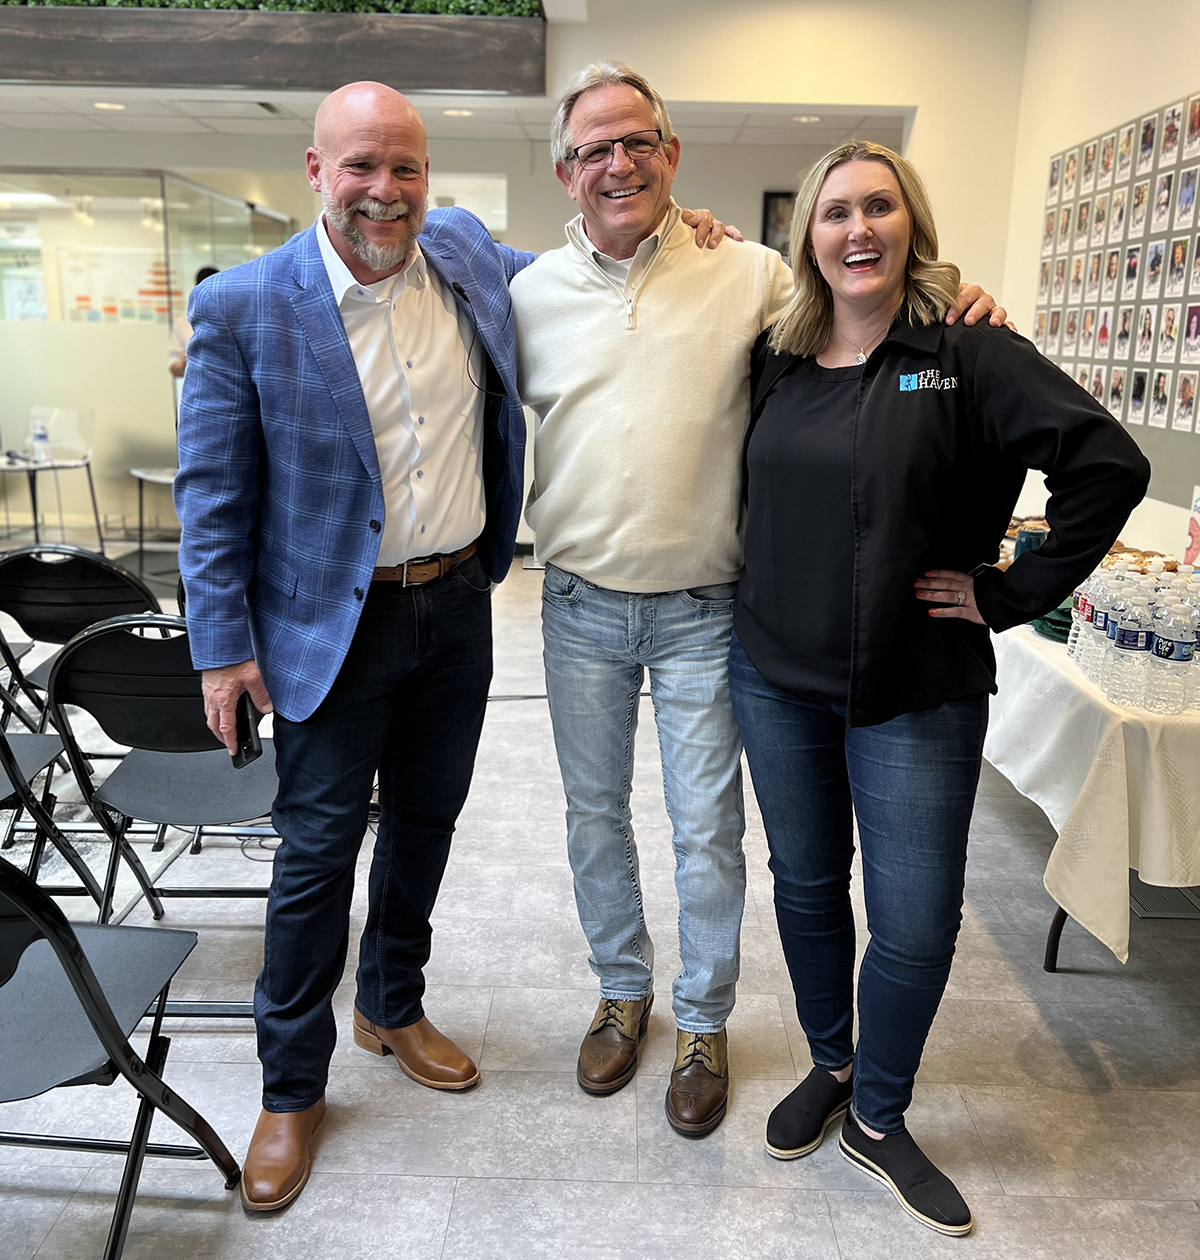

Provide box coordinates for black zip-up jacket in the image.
[742,317,1151,727]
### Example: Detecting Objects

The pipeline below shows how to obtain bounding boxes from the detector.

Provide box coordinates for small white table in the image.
[128,467,178,579]
[984,625,1200,963]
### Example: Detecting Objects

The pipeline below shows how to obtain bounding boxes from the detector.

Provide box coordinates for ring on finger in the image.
[956,590,966,605]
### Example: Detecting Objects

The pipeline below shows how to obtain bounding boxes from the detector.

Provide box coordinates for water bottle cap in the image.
[1132,596,1149,604]
[1148,560,1165,572]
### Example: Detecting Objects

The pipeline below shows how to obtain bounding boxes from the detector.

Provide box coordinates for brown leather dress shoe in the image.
[352,1007,480,1090]
[240,1096,326,1212]
[665,1028,728,1138]
[576,993,654,1095]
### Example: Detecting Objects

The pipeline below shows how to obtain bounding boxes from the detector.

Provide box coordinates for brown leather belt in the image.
[372,542,476,586]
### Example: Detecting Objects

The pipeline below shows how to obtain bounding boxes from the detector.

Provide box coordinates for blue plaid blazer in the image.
[174,210,534,722]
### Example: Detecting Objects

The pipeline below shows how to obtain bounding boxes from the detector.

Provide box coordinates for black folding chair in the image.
[0,544,160,723]
[0,855,240,1260]
[0,726,104,910]
[47,616,277,1001]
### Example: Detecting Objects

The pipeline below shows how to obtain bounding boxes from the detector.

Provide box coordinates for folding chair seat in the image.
[0,855,239,1260]
[47,614,279,938]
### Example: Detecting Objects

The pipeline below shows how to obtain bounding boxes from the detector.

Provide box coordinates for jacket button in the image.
[354,587,364,601]
[369,519,381,532]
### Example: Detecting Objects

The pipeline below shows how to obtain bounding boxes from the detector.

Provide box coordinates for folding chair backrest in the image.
[48,615,222,754]
[0,546,160,645]
[0,877,43,988]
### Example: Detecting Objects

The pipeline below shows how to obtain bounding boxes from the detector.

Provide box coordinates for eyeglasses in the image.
[570,129,665,170]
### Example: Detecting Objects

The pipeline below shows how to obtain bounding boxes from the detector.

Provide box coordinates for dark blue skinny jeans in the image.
[256,555,493,1112]
[727,633,987,1134]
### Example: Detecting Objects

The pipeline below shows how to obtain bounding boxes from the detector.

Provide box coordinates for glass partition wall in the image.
[0,169,291,552]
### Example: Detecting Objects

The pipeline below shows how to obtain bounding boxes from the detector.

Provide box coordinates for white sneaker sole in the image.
[839,1135,974,1237]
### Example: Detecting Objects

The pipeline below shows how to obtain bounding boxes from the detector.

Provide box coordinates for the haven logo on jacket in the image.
[900,369,959,392]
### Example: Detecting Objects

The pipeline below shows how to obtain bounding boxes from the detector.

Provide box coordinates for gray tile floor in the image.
[4,561,1200,1258]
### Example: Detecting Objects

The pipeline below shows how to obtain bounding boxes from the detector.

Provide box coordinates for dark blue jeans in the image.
[256,555,493,1112]
[727,634,987,1134]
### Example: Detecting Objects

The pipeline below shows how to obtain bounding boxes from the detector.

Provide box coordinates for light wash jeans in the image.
[541,564,746,1033]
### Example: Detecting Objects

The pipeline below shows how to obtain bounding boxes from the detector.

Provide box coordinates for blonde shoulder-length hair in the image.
[769,140,961,359]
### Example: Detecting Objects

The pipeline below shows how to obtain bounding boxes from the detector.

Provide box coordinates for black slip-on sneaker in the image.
[765,1067,853,1159]
[839,1110,974,1236]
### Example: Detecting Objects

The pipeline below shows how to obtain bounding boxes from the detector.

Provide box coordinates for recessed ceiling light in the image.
[791,115,822,124]
[442,109,474,118]
[93,102,126,112]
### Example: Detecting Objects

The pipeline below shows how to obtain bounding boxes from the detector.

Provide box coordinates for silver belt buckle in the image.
[401,560,410,588]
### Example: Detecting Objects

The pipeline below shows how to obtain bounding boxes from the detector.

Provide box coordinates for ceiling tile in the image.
[1,114,106,131]
[100,116,215,133]
[59,97,181,118]
[0,95,70,114]
[425,121,527,141]
[173,100,282,118]
[668,108,749,129]
[201,118,313,135]
[678,127,741,145]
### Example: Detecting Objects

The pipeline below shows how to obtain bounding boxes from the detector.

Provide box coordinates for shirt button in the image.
[357,289,365,296]
[354,587,364,601]
[418,416,425,425]
[420,525,426,534]
[416,470,424,479]
[369,519,381,533]
[406,359,413,368]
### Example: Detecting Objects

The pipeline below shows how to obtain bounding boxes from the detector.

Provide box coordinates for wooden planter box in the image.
[0,8,545,95]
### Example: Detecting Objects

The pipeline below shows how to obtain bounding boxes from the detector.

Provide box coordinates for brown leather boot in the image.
[240,1096,326,1212]
[665,1028,728,1137]
[576,993,654,1095]
[352,1007,480,1090]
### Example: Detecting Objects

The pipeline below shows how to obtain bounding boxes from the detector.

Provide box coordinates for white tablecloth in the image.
[983,624,1200,962]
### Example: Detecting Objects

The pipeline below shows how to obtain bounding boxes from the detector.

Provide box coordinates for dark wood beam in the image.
[0,9,545,96]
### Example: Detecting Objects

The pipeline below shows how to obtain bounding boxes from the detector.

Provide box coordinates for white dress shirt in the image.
[316,216,485,567]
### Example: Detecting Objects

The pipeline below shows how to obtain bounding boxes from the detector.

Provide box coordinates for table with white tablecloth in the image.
[983,624,1200,962]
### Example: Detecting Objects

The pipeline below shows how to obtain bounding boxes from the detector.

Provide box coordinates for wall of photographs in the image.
[1034,95,1200,497]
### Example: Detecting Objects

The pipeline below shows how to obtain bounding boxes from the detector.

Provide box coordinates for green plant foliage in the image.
[2,0,542,13]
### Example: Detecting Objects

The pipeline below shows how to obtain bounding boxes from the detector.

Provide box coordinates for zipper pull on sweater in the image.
[625,297,634,330]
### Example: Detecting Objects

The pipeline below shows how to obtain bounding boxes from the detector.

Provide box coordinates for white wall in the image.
[1002,0,1200,517]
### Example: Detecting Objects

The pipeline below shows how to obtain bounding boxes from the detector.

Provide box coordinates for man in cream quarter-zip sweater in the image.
[510,62,1006,1141]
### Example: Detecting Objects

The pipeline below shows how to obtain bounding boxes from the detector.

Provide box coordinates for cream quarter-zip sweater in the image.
[510,203,795,593]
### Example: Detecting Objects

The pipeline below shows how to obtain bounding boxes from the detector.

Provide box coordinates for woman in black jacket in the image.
[728,140,1149,1237]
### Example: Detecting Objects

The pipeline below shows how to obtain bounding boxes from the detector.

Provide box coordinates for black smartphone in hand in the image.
[232,691,263,770]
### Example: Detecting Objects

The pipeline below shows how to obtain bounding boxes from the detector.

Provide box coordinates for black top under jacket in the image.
[736,317,1152,728]
[738,356,859,701]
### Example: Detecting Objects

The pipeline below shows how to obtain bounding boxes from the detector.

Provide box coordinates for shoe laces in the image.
[594,997,631,1033]
[679,1032,718,1070]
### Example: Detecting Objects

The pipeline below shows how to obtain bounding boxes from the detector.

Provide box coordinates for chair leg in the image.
[104,1035,163,1260]
[1043,905,1069,972]
[85,461,105,557]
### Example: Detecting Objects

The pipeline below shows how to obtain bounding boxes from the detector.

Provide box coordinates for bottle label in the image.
[1152,635,1195,661]
[1107,617,1121,641]
[1079,597,1093,621]
[1091,609,1109,631]
[1114,627,1151,650]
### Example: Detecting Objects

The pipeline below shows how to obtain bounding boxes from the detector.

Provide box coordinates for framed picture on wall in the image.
[1161,303,1182,361]
[1080,305,1098,355]
[1063,148,1080,200]
[1175,370,1197,431]
[1182,303,1200,362]
[761,191,796,263]
[1109,366,1127,417]
[1129,369,1148,423]
[1091,192,1109,245]
[1143,238,1166,297]
[1057,204,1073,251]
[1135,304,1158,361]
[1074,198,1092,248]
[1099,131,1118,187]
[1186,97,1200,162]
[1097,305,1115,356]
[1086,250,1103,300]
[1103,247,1121,299]
[1090,365,1108,406]
[1150,369,1172,427]
[1166,237,1190,297]
[1152,172,1175,233]
[1046,154,1063,205]
[1109,186,1128,242]
[1176,166,1198,229]
[1082,139,1098,193]
[1190,232,1200,292]
[1138,114,1158,175]
[1053,256,1068,300]
[1069,255,1086,302]
[1124,243,1143,298]
[1074,364,1090,391]
[1038,259,1051,303]
[1131,180,1150,235]
[1115,305,1134,357]
[1063,307,1080,354]
[1162,102,1185,166]
[1115,125,1134,183]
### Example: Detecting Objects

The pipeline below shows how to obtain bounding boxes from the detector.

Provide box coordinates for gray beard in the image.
[321,180,426,273]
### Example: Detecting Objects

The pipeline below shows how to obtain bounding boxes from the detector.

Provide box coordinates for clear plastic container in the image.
[1106,597,1153,707]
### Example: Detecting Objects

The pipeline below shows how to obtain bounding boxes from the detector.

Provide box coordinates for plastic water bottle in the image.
[1082,566,1122,682]
[1099,583,1135,692]
[1146,600,1198,714]
[1106,597,1153,707]
[30,417,51,464]
[1067,569,1100,660]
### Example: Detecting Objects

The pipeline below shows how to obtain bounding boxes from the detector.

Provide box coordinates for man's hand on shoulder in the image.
[679,207,745,249]
[946,283,1012,330]
[202,660,273,754]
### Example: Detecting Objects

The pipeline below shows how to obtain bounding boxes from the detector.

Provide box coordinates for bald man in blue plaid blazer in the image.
[175,83,536,1211]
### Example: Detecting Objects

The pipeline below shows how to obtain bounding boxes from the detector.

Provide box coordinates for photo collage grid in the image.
[1036,93,1200,435]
